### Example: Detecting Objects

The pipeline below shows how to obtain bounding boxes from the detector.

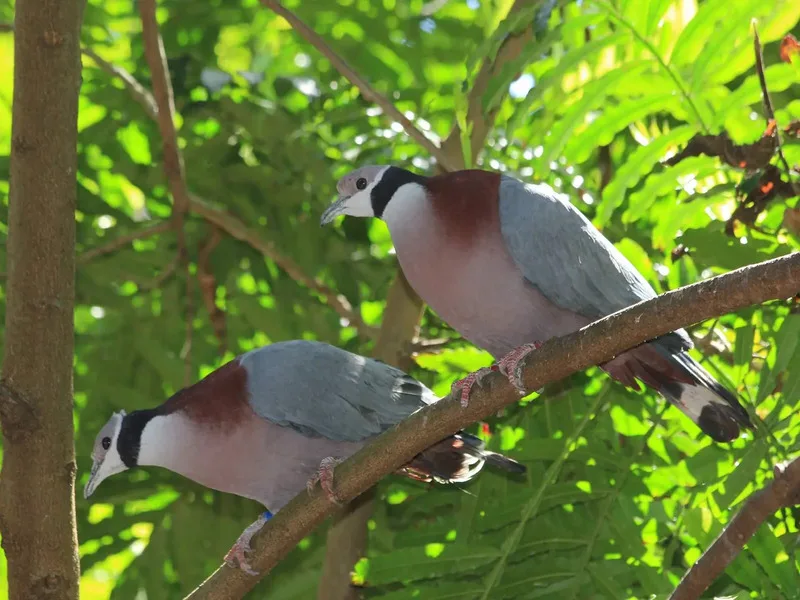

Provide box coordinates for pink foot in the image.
[307,456,344,504]
[451,366,497,407]
[497,342,543,394]
[224,513,270,576]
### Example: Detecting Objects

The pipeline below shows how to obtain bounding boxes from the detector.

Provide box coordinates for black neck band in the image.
[370,167,427,219]
[117,409,157,468]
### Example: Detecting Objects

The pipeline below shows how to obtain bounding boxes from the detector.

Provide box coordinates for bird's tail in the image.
[400,432,526,484]
[603,338,753,442]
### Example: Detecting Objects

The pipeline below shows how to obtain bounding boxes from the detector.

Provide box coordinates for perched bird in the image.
[84,340,525,574]
[320,166,753,443]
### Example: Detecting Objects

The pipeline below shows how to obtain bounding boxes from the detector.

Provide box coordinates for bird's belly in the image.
[167,419,364,512]
[395,235,589,358]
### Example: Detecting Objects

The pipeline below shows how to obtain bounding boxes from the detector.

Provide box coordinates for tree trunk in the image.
[318,271,424,600]
[0,0,85,597]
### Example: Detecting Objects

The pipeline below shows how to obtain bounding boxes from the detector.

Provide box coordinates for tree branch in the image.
[440,0,540,168]
[138,0,196,384]
[184,252,800,600]
[258,0,457,172]
[669,455,800,600]
[77,220,172,264]
[753,23,793,180]
[0,0,83,593]
[188,194,377,341]
[81,47,158,120]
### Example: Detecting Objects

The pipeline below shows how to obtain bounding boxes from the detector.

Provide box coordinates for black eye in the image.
[101,437,111,450]
[356,177,367,190]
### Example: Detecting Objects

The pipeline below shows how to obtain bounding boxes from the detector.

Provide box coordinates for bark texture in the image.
[0,0,84,597]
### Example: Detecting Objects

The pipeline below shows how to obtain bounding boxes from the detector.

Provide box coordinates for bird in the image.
[83,339,525,574]
[320,166,753,443]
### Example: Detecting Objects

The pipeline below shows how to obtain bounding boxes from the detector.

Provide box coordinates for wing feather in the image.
[498,176,656,319]
[239,340,435,442]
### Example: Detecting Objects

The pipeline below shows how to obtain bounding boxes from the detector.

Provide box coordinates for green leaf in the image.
[540,61,653,169]
[364,544,501,585]
[564,93,680,165]
[598,125,695,225]
[506,31,630,139]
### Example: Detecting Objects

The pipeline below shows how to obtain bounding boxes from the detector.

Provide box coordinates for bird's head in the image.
[320,165,389,225]
[84,410,129,499]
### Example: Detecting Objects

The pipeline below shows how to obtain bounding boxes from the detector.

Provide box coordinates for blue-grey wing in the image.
[239,340,437,442]
[498,175,657,320]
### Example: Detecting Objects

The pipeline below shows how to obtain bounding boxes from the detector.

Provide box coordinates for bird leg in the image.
[224,510,273,576]
[307,456,344,504]
[451,366,498,408]
[497,341,543,394]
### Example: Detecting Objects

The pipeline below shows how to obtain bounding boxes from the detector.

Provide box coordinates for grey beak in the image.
[320,197,348,226]
[83,463,100,499]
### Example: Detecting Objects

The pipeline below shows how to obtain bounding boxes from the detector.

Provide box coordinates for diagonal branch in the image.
[81,47,158,120]
[669,455,800,600]
[189,195,377,341]
[77,220,172,264]
[258,0,457,172]
[183,253,800,600]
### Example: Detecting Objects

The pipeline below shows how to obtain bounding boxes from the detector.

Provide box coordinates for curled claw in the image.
[307,456,344,504]
[224,511,272,575]
[451,366,497,407]
[497,342,543,394]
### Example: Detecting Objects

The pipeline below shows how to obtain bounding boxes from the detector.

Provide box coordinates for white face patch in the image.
[320,165,390,224]
[84,411,128,499]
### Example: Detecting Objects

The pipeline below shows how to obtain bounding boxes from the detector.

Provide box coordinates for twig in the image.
[77,221,172,264]
[138,0,195,385]
[189,194,377,341]
[407,336,460,355]
[753,23,793,179]
[669,456,800,600]
[197,226,227,355]
[131,255,180,293]
[183,252,800,600]
[81,47,158,120]
[258,0,456,172]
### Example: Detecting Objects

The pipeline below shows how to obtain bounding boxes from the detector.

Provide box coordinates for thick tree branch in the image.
[184,253,800,600]
[669,455,800,600]
[189,195,377,341]
[258,0,456,172]
[0,0,83,594]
